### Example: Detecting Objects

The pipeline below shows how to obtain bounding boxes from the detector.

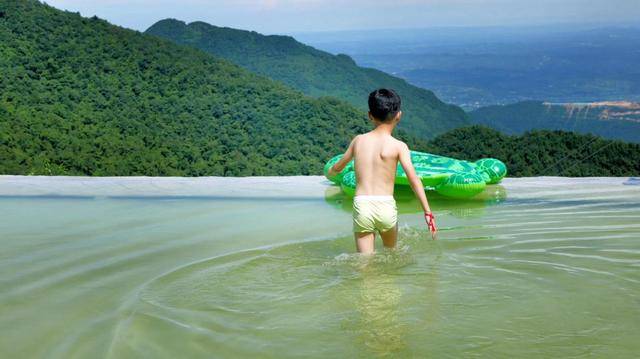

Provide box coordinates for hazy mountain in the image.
[469,101,640,143]
[0,0,427,176]
[294,25,640,109]
[145,19,469,137]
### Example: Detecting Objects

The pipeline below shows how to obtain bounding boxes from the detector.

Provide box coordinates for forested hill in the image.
[428,126,640,177]
[1,2,636,178]
[145,19,469,138]
[470,101,640,143]
[0,0,428,176]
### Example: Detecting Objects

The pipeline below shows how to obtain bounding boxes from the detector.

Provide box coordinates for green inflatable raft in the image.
[324,151,507,199]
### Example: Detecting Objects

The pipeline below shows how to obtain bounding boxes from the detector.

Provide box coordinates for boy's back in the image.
[352,132,402,196]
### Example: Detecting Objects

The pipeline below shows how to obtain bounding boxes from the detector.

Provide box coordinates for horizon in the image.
[166,18,640,36]
[44,0,640,35]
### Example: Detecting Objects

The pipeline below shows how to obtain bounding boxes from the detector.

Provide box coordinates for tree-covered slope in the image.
[428,126,640,177]
[0,0,427,176]
[469,101,640,143]
[145,19,469,138]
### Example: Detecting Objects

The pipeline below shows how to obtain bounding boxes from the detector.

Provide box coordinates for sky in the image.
[45,0,640,35]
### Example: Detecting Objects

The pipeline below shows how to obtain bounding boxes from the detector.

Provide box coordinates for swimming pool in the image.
[1,176,639,358]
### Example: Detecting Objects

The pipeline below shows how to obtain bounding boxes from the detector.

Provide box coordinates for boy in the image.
[328,88,437,254]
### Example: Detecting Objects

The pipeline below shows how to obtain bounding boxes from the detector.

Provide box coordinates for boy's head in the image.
[368,88,402,124]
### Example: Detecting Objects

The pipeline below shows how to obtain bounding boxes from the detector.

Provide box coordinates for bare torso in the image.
[352,132,402,196]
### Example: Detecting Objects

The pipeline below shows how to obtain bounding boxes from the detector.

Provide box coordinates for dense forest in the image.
[428,126,640,177]
[1,1,637,178]
[0,0,427,176]
[470,101,640,143]
[145,19,468,137]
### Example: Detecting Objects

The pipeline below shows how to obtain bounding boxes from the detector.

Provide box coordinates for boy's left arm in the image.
[399,142,437,239]
[328,136,357,177]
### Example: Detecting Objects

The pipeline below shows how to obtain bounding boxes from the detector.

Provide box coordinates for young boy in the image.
[328,88,437,254]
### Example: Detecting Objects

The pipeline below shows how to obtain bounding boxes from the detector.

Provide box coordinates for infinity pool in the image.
[1,176,639,358]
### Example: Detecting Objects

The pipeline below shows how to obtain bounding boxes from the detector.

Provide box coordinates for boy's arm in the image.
[328,136,357,177]
[398,143,438,238]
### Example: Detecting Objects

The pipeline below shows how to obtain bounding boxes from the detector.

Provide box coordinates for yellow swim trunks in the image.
[353,195,398,233]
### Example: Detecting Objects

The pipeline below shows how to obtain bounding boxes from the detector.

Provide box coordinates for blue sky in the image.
[45,0,640,34]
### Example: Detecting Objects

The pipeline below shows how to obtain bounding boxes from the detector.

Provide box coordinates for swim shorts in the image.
[353,195,398,233]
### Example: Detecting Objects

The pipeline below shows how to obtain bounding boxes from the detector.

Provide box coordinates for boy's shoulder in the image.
[387,134,408,149]
[355,132,406,146]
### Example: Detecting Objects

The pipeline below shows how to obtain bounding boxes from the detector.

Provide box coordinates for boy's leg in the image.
[380,224,398,249]
[355,232,376,254]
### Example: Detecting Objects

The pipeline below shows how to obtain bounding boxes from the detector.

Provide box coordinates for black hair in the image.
[368,88,401,122]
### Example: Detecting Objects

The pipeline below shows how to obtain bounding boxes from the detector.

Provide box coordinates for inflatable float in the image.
[324,151,507,199]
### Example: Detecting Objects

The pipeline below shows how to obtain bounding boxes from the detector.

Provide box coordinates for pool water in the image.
[1,176,639,358]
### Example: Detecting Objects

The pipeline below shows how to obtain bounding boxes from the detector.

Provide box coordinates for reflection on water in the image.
[1,177,639,358]
[324,184,507,218]
[105,229,440,358]
[354,268,405,355]
[343,240,442,357]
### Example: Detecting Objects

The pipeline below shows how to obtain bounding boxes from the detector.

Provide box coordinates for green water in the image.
[1,177,639,358]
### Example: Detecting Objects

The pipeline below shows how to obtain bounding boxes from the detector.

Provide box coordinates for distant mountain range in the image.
[145,19,469,137]
[294,25,640,110]
[469,101,640,143]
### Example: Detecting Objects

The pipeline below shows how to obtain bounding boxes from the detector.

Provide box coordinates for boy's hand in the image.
[425,211,437,240]
[327,165,337,177]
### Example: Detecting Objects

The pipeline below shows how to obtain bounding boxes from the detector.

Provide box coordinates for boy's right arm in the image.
[328,136,357,177]
[398,143,438,238]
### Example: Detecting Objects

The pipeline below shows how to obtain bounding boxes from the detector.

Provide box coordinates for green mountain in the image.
[0,0,427,176]
[1,1,636,179]
[469,101,640,143]
[145,19,468,137]
[428,126,640,177]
